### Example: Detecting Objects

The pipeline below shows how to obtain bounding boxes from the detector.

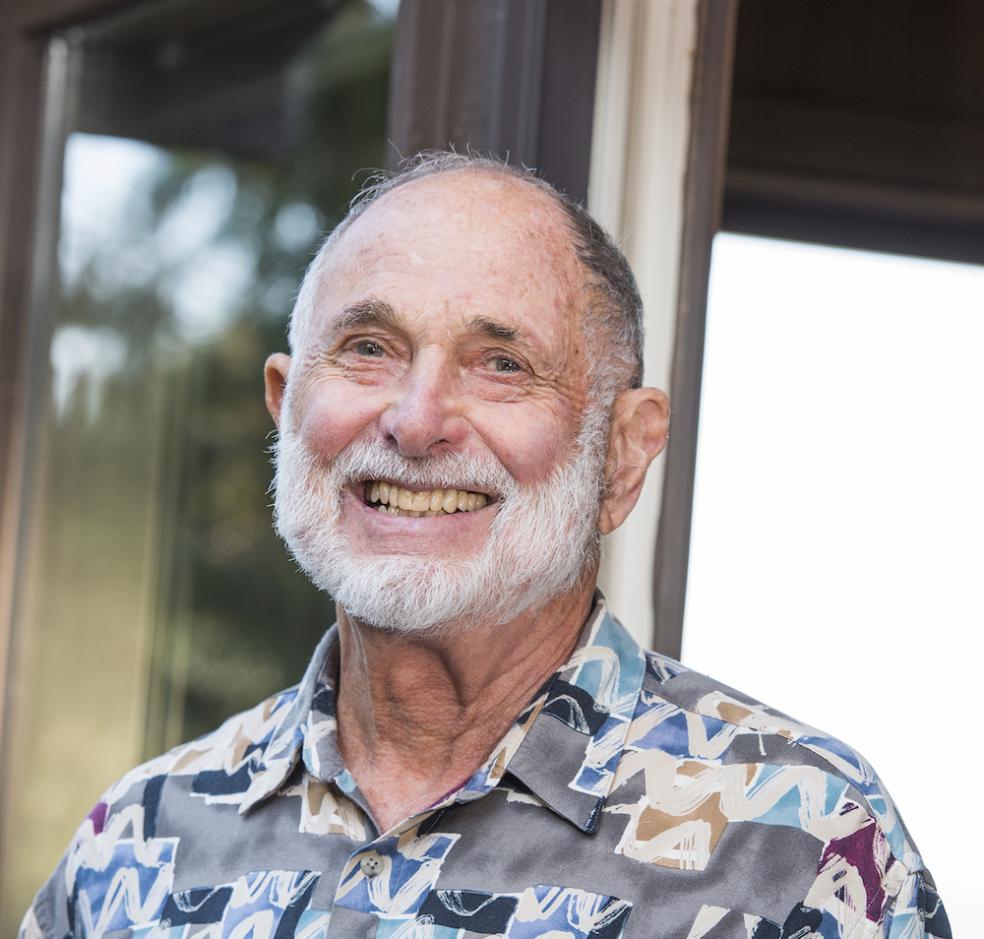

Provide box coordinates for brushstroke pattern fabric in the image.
[21,597,949,938]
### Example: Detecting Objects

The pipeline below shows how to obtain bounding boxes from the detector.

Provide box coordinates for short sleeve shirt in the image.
[21,596,951,939]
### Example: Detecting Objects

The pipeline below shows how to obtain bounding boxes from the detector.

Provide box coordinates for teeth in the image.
[367,483,491,516]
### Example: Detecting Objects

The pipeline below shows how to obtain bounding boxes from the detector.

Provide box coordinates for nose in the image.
[378,349,467,457]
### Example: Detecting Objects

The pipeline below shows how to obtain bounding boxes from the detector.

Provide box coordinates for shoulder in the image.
[102,682,301,819]
[25,685,301,939]
[634,650,920,866]
[607,650,947,935]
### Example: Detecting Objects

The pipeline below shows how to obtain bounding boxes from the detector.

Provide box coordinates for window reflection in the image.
[1,0,395,925]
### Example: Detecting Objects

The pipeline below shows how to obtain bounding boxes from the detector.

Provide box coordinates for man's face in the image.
[271,172,607,631]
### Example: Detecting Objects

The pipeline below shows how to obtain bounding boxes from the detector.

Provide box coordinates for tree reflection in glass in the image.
[2,0,395,922]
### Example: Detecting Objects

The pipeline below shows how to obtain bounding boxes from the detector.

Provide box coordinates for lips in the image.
[362,480,491,517]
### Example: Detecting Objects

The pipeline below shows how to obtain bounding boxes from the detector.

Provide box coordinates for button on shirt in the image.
[21,596,950,939]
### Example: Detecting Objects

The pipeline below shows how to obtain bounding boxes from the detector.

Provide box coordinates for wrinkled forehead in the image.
[298,171,590,349]
[335,170,579,269]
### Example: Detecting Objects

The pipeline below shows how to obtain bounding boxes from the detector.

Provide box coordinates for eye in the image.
[353,340,385,357]
[491,355,522,373]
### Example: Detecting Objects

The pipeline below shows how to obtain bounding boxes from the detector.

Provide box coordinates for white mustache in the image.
[329,437,516,501]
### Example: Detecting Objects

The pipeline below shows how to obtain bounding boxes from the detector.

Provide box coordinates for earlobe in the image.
[599,387,670,534]
[264,353,292,428]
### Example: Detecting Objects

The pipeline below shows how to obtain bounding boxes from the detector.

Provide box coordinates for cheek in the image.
[478,408,574,486]
[294,385,382,460]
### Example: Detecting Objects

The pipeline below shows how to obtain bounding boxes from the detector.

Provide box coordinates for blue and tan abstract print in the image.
[21,596,950,939]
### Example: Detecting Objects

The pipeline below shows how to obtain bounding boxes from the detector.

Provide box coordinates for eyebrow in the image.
[326,302,530,349]
[467,316,519,342]
[329,299,402,336]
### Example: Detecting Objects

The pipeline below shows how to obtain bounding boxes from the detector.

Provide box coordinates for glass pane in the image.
[1,0,395,926]
[684,232,984,936]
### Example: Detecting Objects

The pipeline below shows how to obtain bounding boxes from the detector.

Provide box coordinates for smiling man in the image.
[23,154,949,939]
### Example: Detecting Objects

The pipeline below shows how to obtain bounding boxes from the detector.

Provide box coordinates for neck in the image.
[335,576,596,831]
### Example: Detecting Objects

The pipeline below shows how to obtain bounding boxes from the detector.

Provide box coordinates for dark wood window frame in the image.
[652,0,738,657]
[386,0,603,203]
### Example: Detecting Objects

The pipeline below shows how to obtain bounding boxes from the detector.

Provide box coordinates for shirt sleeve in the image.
[18,852,72,939]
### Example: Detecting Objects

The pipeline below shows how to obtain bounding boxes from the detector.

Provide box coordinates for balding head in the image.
[287,152,644,408]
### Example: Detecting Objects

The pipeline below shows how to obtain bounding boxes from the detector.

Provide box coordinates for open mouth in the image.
[362,480,492,518]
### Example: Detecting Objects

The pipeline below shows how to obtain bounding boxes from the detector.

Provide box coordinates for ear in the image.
[264,353,292,428]
[599,387,670,534]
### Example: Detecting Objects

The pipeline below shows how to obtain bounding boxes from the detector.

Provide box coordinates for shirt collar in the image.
[502,594,647,831]
[239,626,342,814]
[240,592,647,833]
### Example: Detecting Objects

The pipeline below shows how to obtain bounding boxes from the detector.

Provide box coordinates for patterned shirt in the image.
[22,595,950,939]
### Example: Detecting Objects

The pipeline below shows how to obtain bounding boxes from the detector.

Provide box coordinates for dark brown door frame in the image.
[652,0,739,657]
[386,0,602,204]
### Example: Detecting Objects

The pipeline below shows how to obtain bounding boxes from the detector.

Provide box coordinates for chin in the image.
[304,550,524,634]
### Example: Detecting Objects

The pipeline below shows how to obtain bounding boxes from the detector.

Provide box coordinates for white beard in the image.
[271,404,609,634]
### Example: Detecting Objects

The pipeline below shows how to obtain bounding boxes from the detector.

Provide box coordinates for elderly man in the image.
[23,154,948,939]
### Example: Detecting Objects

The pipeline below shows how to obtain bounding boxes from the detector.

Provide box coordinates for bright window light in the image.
[683,232,984,936]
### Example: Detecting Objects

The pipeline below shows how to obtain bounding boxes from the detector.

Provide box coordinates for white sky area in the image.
[366,0,399,18]
[59,134,271,345]
[684,232,984,935]
[55,133,308,411]
[60,133,167,289]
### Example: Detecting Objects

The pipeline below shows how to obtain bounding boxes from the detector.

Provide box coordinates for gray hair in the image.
[288,151,644,406]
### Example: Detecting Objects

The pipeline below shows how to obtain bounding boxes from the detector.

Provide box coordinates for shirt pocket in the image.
[681,903,824,939]
[142,869,327,937]
[403,885,632,938]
